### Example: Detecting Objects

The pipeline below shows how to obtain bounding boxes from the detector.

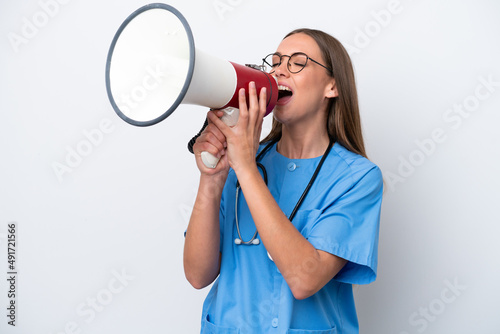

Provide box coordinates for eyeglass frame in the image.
[262,52,334,76]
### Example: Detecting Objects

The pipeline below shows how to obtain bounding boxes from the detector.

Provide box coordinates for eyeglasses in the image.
[262,52,333,75]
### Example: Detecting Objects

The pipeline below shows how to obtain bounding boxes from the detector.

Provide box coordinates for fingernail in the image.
[250,81,256,89]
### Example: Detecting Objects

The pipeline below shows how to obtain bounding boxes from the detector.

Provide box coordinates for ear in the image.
[324,78,338,99]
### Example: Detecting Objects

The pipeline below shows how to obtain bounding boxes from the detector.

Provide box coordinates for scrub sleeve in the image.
[306,164,382,284]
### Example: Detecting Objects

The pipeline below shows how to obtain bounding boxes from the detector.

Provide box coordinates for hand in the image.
[207,81,267,174]
[192,110,230,176]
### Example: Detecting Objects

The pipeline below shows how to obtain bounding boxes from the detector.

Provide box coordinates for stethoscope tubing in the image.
[234,138,334,245]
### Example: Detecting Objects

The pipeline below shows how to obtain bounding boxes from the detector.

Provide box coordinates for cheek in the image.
[296,85,326,106]
[297,75,325,93]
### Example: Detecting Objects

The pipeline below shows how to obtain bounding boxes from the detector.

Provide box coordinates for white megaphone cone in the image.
[105,3,278,168]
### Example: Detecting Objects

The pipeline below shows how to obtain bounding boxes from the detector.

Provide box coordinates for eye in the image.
[271,56,281,67]
[291,54,307,67]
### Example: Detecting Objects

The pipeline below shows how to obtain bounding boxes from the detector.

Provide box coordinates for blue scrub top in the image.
[200,142,383,334]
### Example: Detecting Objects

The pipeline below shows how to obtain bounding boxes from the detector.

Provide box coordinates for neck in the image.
[277,127,330,159]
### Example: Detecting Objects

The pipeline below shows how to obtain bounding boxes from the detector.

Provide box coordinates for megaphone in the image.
[105,3,278,168]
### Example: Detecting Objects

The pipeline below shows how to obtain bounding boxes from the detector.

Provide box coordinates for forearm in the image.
[183,175,225,289]
[237,166,346,299]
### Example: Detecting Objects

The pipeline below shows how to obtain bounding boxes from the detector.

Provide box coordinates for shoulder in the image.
[326,143,383,193]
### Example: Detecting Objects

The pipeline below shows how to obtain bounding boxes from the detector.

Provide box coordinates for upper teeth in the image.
[278,85,291,92]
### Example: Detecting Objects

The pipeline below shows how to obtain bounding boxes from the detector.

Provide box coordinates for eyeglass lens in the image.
[265,53,308,74]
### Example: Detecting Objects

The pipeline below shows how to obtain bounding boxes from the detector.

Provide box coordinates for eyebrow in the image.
[272,51,305,56]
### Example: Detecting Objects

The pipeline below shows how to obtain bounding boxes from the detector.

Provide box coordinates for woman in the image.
[184,28,383,334]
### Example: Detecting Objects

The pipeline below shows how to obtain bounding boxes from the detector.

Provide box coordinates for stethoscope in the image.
[234,138,334,246]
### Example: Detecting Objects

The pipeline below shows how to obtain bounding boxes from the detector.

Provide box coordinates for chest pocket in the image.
[291,209,322,237]
[286,326,337,334]
[202,315,240,334]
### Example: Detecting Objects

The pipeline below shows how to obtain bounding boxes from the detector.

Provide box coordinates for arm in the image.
[237,167,347,299]
[183,174,224,289]
[207,83,347,299]
[183,112,228,289]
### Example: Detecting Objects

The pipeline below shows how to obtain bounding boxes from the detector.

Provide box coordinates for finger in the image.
[207,109,232,138]
[247,81,261,126]
[197,128,226,154]
[237,87,249,126]
[206,110,228,148]
[257,101,266,136]
[253,87,267,138]
[193,139,225,160]
[259,87,267,119]
[194,127,226,154]
[194,113,227,154]
[206,109,224,124]
[204,121,227,147]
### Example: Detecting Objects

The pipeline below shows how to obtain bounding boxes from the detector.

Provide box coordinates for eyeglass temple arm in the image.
[245,64,267,72]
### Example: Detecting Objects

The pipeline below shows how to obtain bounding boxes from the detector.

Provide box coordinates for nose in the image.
[273,59,289,77]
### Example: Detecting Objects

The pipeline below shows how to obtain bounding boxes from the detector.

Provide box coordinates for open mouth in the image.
[278,85,293,101]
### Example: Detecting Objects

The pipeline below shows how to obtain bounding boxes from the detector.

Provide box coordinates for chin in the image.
[272,107,293,125]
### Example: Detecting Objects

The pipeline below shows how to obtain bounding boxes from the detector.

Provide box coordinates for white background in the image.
[1,0,499,333]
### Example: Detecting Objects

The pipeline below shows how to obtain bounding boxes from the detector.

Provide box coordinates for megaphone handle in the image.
[201,107,240,169]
